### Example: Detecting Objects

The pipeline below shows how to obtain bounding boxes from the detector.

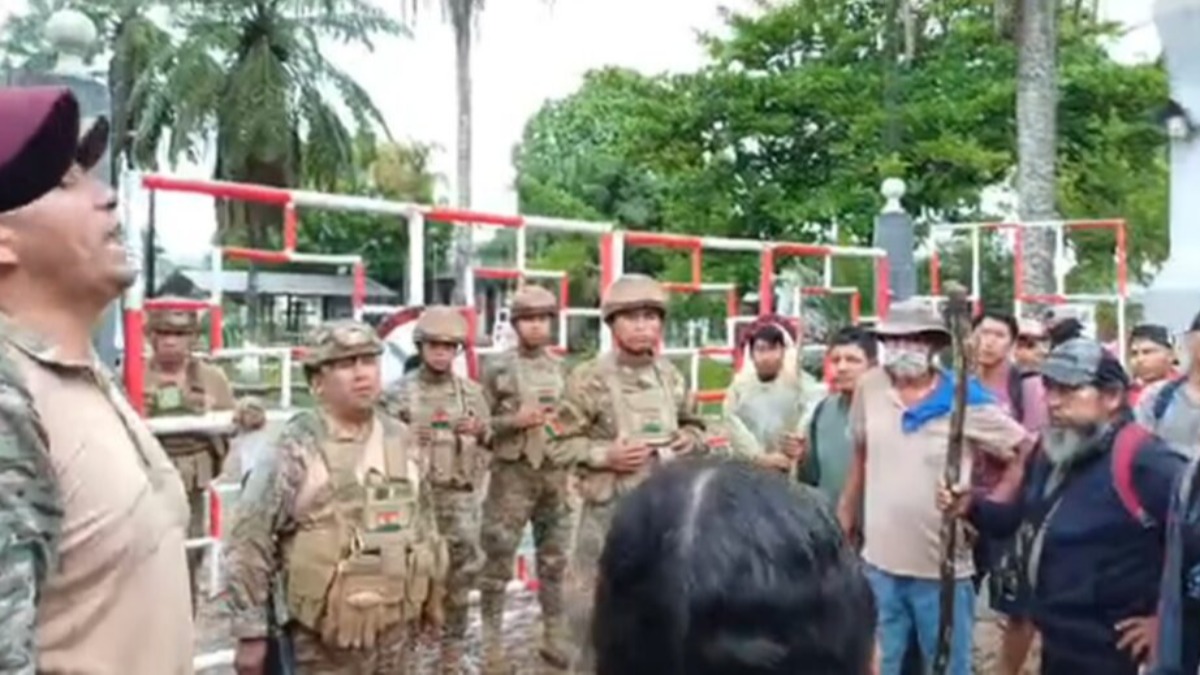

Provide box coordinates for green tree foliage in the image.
[514,0,1168,325]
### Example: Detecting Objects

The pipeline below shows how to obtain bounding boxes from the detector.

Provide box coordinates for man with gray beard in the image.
[943,338,1187,675]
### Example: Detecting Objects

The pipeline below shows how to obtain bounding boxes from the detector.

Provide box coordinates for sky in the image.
[0,0,1166,260]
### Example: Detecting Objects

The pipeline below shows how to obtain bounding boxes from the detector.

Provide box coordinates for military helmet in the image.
[601,274,668,323]
[303,320,383,369]
[147,297,202,334]
[414,306,468,345]
[510,285,558,320]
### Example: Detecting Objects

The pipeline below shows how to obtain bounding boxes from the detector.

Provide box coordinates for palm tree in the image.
[131,0,404,335]
[1012,0,1058,302]
[403,0,483,306]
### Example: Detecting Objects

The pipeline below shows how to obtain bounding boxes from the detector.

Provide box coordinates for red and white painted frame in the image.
[927,219,1129,360]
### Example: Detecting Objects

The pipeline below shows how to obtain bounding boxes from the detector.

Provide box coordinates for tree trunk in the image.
[1016,0,1058,303]
[450,7,474,306]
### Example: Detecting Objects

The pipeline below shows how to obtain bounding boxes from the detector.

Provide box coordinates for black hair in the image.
[751,323,787,349]
[972,310,1019,341]
[1048,318,1084,348]
[830,326,878,362]
[1130,324,1173,350]
[593,460,876,675]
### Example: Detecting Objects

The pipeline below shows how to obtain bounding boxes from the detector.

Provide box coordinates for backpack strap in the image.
[1154,377,1187,423]
[1112,422,1154,527]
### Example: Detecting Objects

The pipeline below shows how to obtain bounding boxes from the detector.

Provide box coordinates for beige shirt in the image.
[8,336,193,674]
[851,367,1027,579]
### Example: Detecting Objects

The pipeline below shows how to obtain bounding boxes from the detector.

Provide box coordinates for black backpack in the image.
[1153,377,1188,423]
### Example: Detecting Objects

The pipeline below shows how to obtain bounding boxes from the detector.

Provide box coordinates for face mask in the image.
[883,344,930,378]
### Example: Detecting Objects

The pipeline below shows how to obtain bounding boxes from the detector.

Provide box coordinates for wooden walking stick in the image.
[932,283,972,675]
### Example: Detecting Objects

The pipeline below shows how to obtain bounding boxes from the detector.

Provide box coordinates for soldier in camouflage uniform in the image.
[143,300,236,604]
[225,321,448,675]
[547,274,717,675]
[383,306,491,674]
[480,286,572,673]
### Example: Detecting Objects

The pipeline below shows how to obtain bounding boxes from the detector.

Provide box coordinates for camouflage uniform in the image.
[547,275,716,675]
[224,321,447,674]
[144,302,236,603]
[480,286,573,672]
[382,306,492,674]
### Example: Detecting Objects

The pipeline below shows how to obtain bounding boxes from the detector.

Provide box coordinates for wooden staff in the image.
[932,283,972,675]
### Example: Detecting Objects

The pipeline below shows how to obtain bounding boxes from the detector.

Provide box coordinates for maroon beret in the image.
[0,86,109,214]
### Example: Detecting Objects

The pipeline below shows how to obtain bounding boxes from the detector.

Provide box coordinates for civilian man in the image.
[0,87,192,674]
[837,299,1028,675]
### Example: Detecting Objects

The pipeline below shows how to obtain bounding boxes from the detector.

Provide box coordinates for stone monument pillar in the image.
[872,177,917,303]
[1141,0,1200,335]
[17,10,123,369]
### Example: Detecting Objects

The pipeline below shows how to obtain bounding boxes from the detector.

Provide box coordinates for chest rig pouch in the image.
[148,373,223,490]
[412,378,487,488]
[495,356,564,468]
[285,417,449,649]
[577,356,679,504]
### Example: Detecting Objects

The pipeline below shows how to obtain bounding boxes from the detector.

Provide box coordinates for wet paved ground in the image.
[197,587,1038,674]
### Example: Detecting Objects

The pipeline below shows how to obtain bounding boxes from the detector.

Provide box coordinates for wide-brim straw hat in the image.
[871,298,950,343]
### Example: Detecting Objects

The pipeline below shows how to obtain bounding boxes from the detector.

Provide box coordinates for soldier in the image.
[144,300,236,603]
[547,274,712,675]
[0,86,192,673]
[226,320,447,675]
[480,286,572,673]
[383,306,491,674]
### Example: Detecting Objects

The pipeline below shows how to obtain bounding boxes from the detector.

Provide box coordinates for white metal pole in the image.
[971,225,982,304]
[408,211,425,307]
[690,350,700,392]
[1117,293,1128,366]
[516,225,528,278]
[601,232,626,354]
[281,350,293,409]
[1054,222,1067,297]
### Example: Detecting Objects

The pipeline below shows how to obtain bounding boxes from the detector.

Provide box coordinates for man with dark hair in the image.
[1044,307,1085,348]
[1136,313,1200,456]
[594,459,876,675]
[1015,318,1051,372]
[0,86,193,673]
[798,326,877,507]
[970,309,1048,675]
[724,318,814,473]
[1129,325,1177,406]
[944,338,1187,675]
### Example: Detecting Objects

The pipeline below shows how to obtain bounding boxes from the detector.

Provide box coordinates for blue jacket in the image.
[970,419,1186,673]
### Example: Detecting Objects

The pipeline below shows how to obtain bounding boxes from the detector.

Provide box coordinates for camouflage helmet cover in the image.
[601,274,668,322]
[303,320,383,368]
[414,306,468,344]
[147,297,202,334]
[510,285,558,320]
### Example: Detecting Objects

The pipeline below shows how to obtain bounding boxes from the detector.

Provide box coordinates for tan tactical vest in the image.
[284,413,448,649]
[146,360,229,490]
[410,376,488,488]
[576,354,680,505]
[492,352,564,469]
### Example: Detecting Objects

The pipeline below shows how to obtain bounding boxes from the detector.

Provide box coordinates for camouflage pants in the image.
[480,460,572,616]
[291,622,414,674]
[565,498,619,675]
[432,487,483,646]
